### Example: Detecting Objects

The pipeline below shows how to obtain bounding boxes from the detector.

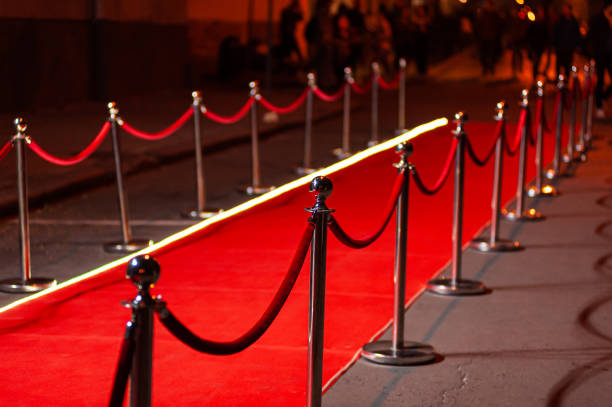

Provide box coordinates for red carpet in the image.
[0,119,562,406]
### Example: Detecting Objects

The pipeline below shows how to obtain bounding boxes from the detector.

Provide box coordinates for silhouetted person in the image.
[280,0,303,65]
[587,0,612,118]
[305,0,336,89]
[552,3,581,78]
[475,0,502,76]
[412,5,431,75]
[527,6,549,81]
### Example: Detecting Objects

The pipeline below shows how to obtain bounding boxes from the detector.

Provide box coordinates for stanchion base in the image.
[181,209,222,220]
[470,238,521,252]
[527,185,558,198]
[367,140,379,147]
[103,239,153,254]
[241,185,275,196]
[545,168,558,180]
[295,166,317,176]
[332,148,351,160]
[0,277,57,293]
[501,208,544,222]
[361,340,436,366]
[426,278,487,296]
[576,143,585,152]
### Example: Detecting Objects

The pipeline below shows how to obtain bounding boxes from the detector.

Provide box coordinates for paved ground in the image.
[0,48,611,405]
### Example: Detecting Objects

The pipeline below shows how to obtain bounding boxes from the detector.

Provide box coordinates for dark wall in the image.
[0,18,188,112]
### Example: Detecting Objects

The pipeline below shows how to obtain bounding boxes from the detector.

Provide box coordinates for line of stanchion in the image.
[103,62,598,407]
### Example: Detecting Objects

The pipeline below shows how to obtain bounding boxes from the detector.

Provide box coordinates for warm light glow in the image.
[0,118,448,315]
[458,0,467,3]
[528,208,537,215]
[542,185,553,193]
[516,0,524,4]
[527,11,536,21]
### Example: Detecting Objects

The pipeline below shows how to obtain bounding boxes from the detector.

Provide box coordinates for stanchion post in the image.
[398,58,406,131]
[562,66,578,167]
[471,102,521,252]
[577,65,588,156]
[0,118,57,293]
[427,113,487,296]
[368,62,380,147]
[528,82,557,197]
[548,75,565,180]
[361,142,435,365]
[182,91,221,219]
[104,102,152,253]
[333,68,352,159]
[244,81,274,196]
[586,60,595,149]
[306,176,334,407]
[503,90,544,222]
[297,73,316,175]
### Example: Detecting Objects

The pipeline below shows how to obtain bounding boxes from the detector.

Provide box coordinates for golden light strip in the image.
[0,117,448,315]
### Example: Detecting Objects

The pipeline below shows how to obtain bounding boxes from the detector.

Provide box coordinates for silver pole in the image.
[586,60,595,148]
[369,62,380,147]
[0,118,56,293]
[333,67,352,159]
[398,58,406,130]
[361,143,435,365]
[427,113,486,295]
[470,103,521,252]
[563,67,577,166]
[306,177,334,407]
[250,82,260,190]
[552,75,565,178]
[528,82,557,197]
[578,64,589,160]
[104,103,151,253]
[297,73,315,175]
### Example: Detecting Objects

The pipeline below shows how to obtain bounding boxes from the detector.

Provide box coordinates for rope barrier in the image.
[313,86,344,102]
[202,98,255,124]
[28,121,111,166]
[527,111,536,147]
[377,73,399,91]
[108,322,136,407]
[120,108,193,140]
[411,137,459,195]
[504,109,527,157]
[0,140,13,161]
[349,80,373,95]
[465,120,502,167]
[328,172,405,248]
[258,88,308,114]
[156,222,314,355]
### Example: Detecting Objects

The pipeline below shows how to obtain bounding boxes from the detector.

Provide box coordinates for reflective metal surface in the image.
[361,341,435,366]
[298,74,315,174]
[335,68,352,158]
[427,278,487,296]
[180,209,222,220]
[527,184,558,198]
[398,58,406,130]
[370,62,379,146]
[103,239,153,254]
[552,75,565,178]
[470,238,521,252]
[501,208,544,222]
[0,277,57,293]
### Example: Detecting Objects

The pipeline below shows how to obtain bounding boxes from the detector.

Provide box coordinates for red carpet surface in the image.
[0,119,562,406]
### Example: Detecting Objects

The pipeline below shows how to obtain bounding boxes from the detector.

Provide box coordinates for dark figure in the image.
[346,0,366,68]
[586,0,612,118]
[305,0,336,89]
[475,0,502,76]
[508,8,528,77]
[392,5,414,65]
[279,0,303,64]
[552,4,581,78]
[527,6,549,81]
[334,13,353,82]
[412,5,431,75]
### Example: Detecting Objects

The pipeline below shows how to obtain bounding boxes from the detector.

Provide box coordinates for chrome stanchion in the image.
[577,65,588,156]
[528,82,557,198]
[0,118,57,293]
[244,81,274,196]
[306,176,334,407]
[368,62,380,147]
[182,91,221,219]
[562,66,578,168]
[297,73,316,175]
[547,75,565,180]
[104,103,152,253]
[361,142,435,365]
[398,58,406,131]
[503,90,544,222]
[333,68,352,159]
[427,113,487,296]
[586,60,595,149]
[471,103,521,252]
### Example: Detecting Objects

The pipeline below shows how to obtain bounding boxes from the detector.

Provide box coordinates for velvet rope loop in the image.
[258,88,308,114]
[108,322,136,407]
[504,109,527,156]
[156,222,314,356]
[328,171,405,249]
[411,137,458,195]
[377,73,399,90]
[465,120,502,167]
[0,140,13,162]
[349,79,373,95]
[313,86,344,102]
[203,98,255,124]
[120,108,193,140]
[28,121,111,166]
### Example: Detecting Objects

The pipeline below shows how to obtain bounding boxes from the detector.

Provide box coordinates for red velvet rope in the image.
[465,120,502,167]
[120,108,193,140]
[349,79,373,95]
[543,92,561,134]
[204,98,255,124]
[0,140,13,161]
[156,222,314,356]
[505,109,527,156]
[411,137,458,195]
[328,171,405,249]
[28,121,111,166]
[313,86,344,102]
[258,88,308,114]
[377,73,399,90]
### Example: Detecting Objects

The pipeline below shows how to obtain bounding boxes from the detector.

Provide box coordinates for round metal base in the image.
[576,143,585,152]
[470,238,521,252]
[527,185,558,198]
[501,208,544,222]
[241,185,275,196]
[295,166,317,176]
[181,208,222,220]
[426,278,487,296]
[0,277,57,293]
[545,168,557,180]
[332,147,351,159]
[367,140,379,147]
[103,239,153,254]
[361,340,435,366]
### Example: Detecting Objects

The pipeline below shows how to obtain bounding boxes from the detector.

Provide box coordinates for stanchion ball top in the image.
[395,142,413,156]
[13,118,27,133]
[454,112,468,122]
[127,254,160,288]
[309,176,333,199]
